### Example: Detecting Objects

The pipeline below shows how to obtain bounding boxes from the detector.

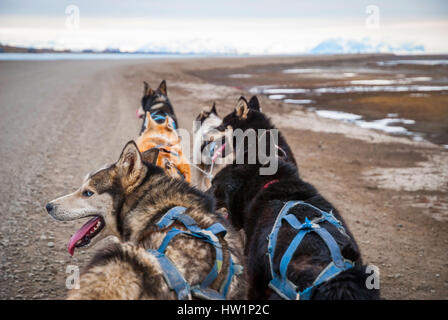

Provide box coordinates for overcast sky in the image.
[1,0,447,18]
[1,1,447,54]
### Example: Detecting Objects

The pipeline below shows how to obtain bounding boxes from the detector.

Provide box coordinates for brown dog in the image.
[136,112,191,182]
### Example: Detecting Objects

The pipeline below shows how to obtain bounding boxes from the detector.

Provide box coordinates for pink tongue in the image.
[136,108,144,119]
[67,216,101,256]
[212,142,226,162]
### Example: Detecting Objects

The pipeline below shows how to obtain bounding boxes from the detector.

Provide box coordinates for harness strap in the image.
[147,110,177,130]
[301,203,347,235]
[148,249,191,300]
[267,201,302,280]
[281,215,346,268]
[156,207,227,237]
[220,255,236,297]
[157,147,180,159]
[151,113,167,122]
[156,206,188,228]
[149,206,237,300]
[267,201,354,300]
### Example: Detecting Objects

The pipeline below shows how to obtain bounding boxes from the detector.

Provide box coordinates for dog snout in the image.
[45,202,54,213]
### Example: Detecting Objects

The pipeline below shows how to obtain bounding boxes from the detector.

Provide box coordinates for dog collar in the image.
[263,179,280,190]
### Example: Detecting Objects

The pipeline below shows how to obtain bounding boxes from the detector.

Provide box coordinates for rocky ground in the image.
[0,55,446,299]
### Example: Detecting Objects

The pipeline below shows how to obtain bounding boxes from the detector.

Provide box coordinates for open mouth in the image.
[67,215,105,256]
[202,136,228,160]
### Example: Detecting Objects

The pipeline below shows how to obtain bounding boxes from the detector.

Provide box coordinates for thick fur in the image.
[136,113,191,182]
[193,103,233,190]
[47,142,247,300]
[219,96,297,166]
[209,160,379,300]
[137,80,178,134]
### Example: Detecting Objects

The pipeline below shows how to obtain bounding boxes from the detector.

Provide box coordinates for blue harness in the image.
[149,111,177,130]
[146,206,241,300]
[267,201,354,300]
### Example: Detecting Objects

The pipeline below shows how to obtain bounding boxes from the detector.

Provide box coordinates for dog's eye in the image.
[82,190,94,197]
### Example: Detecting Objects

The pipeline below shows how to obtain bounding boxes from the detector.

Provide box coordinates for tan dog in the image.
[135,112,191,183]
[45,142,247,299]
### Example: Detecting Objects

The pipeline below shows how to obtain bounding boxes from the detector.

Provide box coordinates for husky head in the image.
[138,112,179,150]
[194,102,219,133]
[193,103,233,169]
[137,80,169,119]
[207,164,248,229]
[45,141,161,256]
[219,96,261,130]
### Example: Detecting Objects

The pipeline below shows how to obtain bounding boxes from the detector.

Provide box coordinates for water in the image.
[251,85,448,95]
[314,110,416,135]
[0,52,216,61]
[377,59,448,66]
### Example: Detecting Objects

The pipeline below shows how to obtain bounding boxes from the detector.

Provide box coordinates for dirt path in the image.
[0,56,446,299]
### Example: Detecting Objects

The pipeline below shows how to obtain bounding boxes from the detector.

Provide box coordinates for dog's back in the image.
[211,160,379,300]
[68,205,247,300]
[67,242,174,299]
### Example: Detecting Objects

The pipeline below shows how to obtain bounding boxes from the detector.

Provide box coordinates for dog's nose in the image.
[45,202,54,213]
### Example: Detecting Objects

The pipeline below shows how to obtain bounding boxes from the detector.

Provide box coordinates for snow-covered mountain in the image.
[310,38,425,55]
[1,36,426,56]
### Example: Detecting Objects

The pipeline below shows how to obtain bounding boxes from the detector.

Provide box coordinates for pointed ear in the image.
[158,80,167,95]
[143,81,153,96]
[141,148,160,166]
[116,141,146,191]
[248,96,261,111]
[145,112,157,129]
[210,102,218,116]
[235,96,249,120]
[163,117,174,130]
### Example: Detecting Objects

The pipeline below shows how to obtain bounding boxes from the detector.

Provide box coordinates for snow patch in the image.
[315,110,362,121]
[268,94,286,100]
[284,99,314,104]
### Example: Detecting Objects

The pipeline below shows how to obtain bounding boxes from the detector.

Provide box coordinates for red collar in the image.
[263,179,280,190]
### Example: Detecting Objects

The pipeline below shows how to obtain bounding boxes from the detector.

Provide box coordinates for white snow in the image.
[284,99,314,104]
[315,110,362,121]
[268,94,286,100]
[229,74,252,78]
[263,88,311,94]
[355,118,415,134]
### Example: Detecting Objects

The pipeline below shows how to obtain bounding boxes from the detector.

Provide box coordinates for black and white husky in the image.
[137,80,178,134]
[192,103,233,190]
